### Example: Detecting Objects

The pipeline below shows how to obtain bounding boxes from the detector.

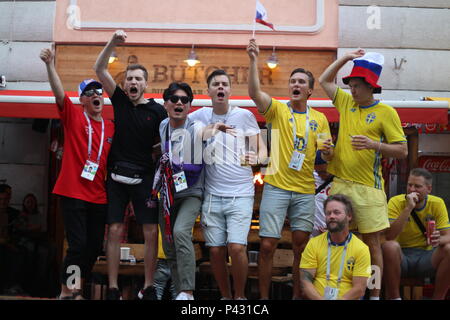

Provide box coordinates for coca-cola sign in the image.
[419,156,450,173]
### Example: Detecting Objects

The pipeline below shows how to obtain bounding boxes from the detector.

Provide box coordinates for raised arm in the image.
[93,30,127,97]
[246,39,272,114]
[40,47,65,110]
[319,49,365,100]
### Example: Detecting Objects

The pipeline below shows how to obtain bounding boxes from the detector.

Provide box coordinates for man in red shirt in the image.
[40,47,114,300]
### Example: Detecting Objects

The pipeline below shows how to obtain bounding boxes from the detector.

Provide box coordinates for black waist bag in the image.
[110,161,146,185]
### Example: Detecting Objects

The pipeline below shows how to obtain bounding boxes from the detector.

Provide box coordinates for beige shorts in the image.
[330,177,389,234]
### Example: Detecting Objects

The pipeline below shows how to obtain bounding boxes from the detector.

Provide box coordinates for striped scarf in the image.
[147,153,174,243]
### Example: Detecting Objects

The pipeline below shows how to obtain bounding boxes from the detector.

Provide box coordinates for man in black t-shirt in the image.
[95,30,167,300]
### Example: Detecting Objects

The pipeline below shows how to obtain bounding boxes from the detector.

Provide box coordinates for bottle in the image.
[426,220,435,246]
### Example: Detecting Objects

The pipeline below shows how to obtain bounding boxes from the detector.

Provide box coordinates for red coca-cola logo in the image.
[419,156,450,173]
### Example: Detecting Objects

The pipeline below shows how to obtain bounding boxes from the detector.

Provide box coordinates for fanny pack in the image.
[110,161,146,185]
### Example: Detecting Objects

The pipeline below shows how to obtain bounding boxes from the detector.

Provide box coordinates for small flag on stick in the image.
[255,0,275,30]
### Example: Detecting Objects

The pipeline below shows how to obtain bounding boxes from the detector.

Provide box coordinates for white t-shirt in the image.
[189,106,260,197]
[313,171,332,235]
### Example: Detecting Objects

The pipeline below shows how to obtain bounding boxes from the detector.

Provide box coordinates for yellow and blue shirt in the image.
[262,98,331,194]
[300,232,371,299]
[388,194,450,250]
[328,88,406,190]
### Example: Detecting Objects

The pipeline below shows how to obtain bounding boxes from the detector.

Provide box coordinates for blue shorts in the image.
[201,193,254,247]
[401,247,436,278]
[259,183,315,238]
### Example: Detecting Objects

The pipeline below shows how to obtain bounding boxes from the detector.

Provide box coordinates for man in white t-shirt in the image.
[189,69,267,300]
[312,151,333,237]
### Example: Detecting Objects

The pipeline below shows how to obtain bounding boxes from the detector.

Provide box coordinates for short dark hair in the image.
[410,168,433,186]
[126,64,148,81]
[323,194,354,217]
[163,82,194,103]
[290,68,315,90]
[0,183,11,193]
[206,69,231,87]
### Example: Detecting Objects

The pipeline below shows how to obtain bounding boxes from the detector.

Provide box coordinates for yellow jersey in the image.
[300,232,371,299]
[157,225,166,259]
[388,194,450,250]
[262,98,331,194]
[328,88,406,189]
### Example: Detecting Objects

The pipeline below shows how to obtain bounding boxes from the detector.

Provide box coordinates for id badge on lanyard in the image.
[288,103,310,172]
[167,124,189,192]
[81,160,99,181]
[324,233,351,300]
[324,286,339,300]
[81,112,104,181]
[289,150,306,171]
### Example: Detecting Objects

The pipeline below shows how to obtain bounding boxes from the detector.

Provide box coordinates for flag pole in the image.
[252,0,257,38]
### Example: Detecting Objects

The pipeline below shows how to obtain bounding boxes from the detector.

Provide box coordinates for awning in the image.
[0,90,448,124]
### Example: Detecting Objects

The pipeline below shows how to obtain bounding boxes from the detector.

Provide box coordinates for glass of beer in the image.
[317,132,331,150]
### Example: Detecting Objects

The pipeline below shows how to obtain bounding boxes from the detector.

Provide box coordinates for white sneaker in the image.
[176,292,194,300]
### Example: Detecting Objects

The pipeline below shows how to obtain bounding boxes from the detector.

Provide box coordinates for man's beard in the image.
[326,220,346,233]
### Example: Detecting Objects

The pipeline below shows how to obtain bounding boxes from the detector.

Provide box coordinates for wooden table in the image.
[92,259,145,276]
[198,261,291,277]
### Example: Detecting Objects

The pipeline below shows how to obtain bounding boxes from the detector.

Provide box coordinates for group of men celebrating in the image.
[40,30,450,300]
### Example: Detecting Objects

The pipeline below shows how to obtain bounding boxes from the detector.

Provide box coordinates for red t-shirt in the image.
[53,95,114,204]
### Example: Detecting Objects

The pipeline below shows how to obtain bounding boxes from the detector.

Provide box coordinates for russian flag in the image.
[255,0,275,30]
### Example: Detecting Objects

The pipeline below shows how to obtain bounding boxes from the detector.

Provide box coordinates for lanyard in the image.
[326,232,351,289]
[287,102,310,152]
[210,106,234,125]
[83,112,104,163]
[166,121,188,167]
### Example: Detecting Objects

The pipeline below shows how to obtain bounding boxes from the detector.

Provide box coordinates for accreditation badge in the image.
[288,150,306,171]
[81,160,99,181]
[324,286,339,300]
[173,171,188,192]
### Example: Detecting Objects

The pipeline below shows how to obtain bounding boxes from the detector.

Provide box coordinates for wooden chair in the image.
[400,277,432,300]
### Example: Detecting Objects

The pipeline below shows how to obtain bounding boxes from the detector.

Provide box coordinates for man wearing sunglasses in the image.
[151,82,205,300]
[94,30,167,300]
[40,47,114,300]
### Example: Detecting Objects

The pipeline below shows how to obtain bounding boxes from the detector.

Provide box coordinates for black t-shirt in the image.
[108,86,167,172]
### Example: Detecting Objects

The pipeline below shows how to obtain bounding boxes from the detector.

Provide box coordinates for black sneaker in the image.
[138,286,157,300]
[106,287,122,300]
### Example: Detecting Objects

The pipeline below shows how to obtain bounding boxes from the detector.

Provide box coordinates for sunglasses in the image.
[169,95,190,104]
[83,88,103,97]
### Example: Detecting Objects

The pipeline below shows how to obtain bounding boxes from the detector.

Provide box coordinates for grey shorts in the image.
[401,247,436,278]
[201,193,254,247]
[259,183,315,238]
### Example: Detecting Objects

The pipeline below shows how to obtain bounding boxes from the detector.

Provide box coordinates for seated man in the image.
[382,168,450,300]
[0,184,27,295]
[300,194,371,300]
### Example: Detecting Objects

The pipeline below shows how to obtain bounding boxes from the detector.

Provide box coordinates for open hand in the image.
[345,48,365,61]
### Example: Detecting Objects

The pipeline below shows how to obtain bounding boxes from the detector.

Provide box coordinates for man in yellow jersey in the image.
[383,168,450,300]
[247,39,333,299]
[300,194,371,300]
[319,49,408,299]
